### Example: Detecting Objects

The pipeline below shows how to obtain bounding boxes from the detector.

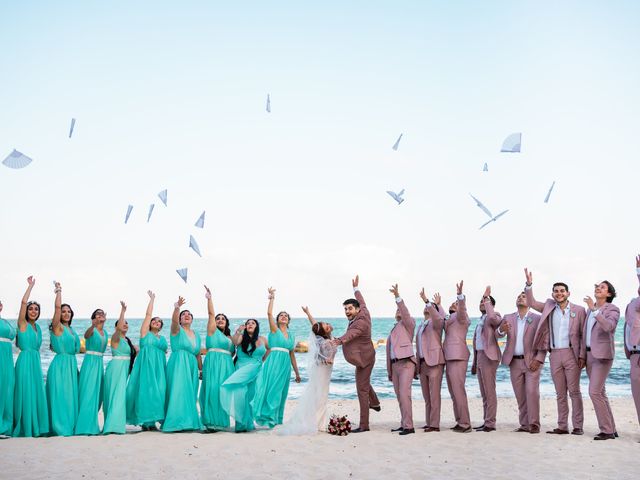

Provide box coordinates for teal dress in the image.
[253,329,295,427]
[47,325,80,436]
[220,342,266,432]
[162,328,202,432]
[126,332,167,427]
[0,318,16,436]
[102,337,131,434]
[13,323,49,437]
[199,329,235,430]
[75,329,108,435]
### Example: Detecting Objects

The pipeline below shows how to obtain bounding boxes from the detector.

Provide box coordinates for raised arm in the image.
[483,286,502,327]
[352,275,367,309]
[524,268,545,312]
[140,291,155,337]
[84,315,98,339]
[205,285,216,336]
[231,324,245,346]
[584,297,620,333]
[51,281,63,336]
[171,296,185,336]
[391,284,415,330]
[267,287,277,333]
[301,306,317,326]
[455,281,471,326]
[18,276,36,331]
[111,301,127,347]
[419,288,444,329]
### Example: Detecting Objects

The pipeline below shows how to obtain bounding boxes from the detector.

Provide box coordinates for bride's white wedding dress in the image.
[276,334,337,435]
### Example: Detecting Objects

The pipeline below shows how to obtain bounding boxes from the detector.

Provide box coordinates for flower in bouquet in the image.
[327,414,351,436]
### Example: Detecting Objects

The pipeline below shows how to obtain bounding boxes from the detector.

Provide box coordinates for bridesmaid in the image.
[220,318,268,432]
[126,291,167,431]
[253,287,300,428]
[75,307,109,435]
[103,301,136,434]
[13,276,49,437]
[162,296,202,432]
[47,282,81,436]
[199,285,235,431]
[0,300,16,436]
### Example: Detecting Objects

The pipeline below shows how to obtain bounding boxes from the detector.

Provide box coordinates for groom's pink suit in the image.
[625,275,640,426]
[337,289,379,430]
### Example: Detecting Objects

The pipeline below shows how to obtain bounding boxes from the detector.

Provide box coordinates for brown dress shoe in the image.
[529,425,540,434]
[449,424,460,430]
[571,428,584,435]
[546,428,570,434]
[452,425,472,433]
[594,432,615,440]
[514,426,530,433]
[481,426,496,432]
[424,427,440,432]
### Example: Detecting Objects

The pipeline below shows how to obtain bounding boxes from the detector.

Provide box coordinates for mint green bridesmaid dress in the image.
[0,318,16,436]
[162,328,202,432]
[47,325,80,436]
[13,323,49,437]
[102,338,131,434]
[126,332,167,427]
[199,328,235,430]
[253,329,295,427]
[220,342,266,432]
[74,329,108,435]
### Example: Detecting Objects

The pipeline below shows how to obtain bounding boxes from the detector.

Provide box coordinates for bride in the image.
[276,306,337,435]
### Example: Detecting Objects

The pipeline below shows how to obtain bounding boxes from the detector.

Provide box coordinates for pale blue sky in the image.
[1,1,639,318]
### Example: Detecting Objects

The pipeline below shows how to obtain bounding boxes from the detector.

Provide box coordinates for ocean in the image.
[8,316,633,400]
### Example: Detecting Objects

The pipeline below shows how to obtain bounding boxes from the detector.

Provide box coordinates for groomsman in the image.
[625,255,640,438]
[443,281,472,433]
[333,275,380,433]
[471,286,502,432]
[581,280,620,440]
[496,292,545,433]
[416,289,446,432]
[526,268,586,435]
[386,284,417,435]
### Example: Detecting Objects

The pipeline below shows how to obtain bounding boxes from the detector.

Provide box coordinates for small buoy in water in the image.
[295,341,308,353]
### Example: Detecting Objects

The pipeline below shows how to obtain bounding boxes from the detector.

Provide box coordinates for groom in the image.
[332,275,380,432]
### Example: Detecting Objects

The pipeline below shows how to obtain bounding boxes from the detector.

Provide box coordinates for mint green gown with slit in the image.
[199,328,235,430]
[0,318,16,436]
[13,323,49,437]
[162,328,202,432]
[74,328,108,435]
[126,332,167,427]
[220,343,266,432]
[47,325,80,436]
[102,338,131,434]
[252,329,295,427]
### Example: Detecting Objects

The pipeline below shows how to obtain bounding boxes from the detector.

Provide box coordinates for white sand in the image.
[2,397,638,479]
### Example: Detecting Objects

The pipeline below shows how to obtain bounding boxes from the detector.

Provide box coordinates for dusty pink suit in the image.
[497,310,546,429]
[625,285,640,426]
[443,295,471,429]
[472,299,502,429]
[337,288,379,430]
[529,289,586,431]
[415,302,445,428]
[386,298,417,430]
[581,302,620,435]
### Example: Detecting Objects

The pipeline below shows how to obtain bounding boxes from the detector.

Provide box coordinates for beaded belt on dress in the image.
[207,348,232,355]
[112,356,130,360]
[85,350,103,356]
[270,347,289,353]
[0,337,11,343]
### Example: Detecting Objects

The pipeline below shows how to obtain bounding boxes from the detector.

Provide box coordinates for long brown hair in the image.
[312,322,330,340]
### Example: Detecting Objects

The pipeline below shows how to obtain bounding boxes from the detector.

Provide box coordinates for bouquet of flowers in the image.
[327,414,351,436]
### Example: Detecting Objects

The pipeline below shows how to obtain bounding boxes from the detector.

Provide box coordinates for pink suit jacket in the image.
[624,297,640,358]
[581,302,620,361]
[497,311,546,368]
[443,295,471,362]
[386,299,417,377]
[472,299,502,365]
[528,289,586,362]
[338,289,376,369]
[415,302,445,372]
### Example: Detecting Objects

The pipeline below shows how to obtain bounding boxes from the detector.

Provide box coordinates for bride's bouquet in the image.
[327,414,351,436]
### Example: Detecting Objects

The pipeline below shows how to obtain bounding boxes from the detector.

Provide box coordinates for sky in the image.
[1,1,639,320]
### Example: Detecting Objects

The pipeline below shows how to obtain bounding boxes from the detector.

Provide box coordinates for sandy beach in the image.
[2,396,638,479]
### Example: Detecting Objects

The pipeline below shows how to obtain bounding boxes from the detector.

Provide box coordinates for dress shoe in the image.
[421,425,429,430]
[399,428,415,435]
[480,427,496,432]
[390,427,403,432]
[424,427,440,432]
[594,432,615,441]
[571,428,584,436]
[529,425,540,434]
[614,431,619,438]
[514,426,530,433]
[546,428,569,435]
[452,425,472,433]
[370,405,381,412]
[473,424,486,431]
[351,427,370,433]
[449,424,460,430]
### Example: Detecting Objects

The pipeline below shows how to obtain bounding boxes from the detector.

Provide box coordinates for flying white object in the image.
[194,211,205,229]
[189,235,202,257]
[483,162,488,172]
[266,94,271,113]
[479,210,509,230]
[2,149,33,169]
[386,189,405,205]
[392,133,403,151]
[158,189,168,206]
[69,118,76,138]
[544,181,556,204]
[124,205,133,224]
[469,193,494,218]
[147,204,155,223]
[500,132,522,153]
[176,268,188,283]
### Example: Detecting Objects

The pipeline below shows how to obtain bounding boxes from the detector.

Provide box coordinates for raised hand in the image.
[204,285,212,299]
[268,287,276,299]
[301,306,311,315]
[583,295,595,311]
[636,255,640,268]
[524,268,533,285]
[419,288,429,303]
[27,276,36,287]
[352,275,359,288]
[53,281,61,293]
[147,290,155,300]
[120,301,127,311]
[456,280,464,295]
[175,296,186,309]
[483,285,492,298]
[389,284,399,298]
[433,293,441,305]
